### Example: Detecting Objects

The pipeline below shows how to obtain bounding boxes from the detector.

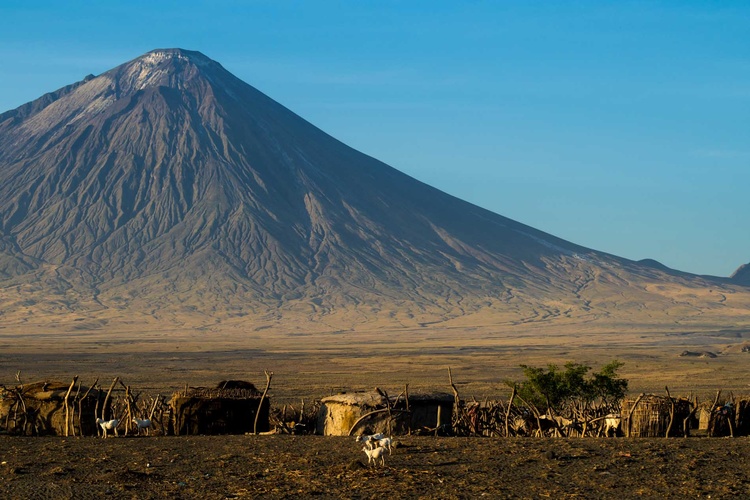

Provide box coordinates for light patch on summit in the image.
[124,50,212,92]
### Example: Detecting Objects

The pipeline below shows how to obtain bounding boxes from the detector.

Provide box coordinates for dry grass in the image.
[2,305,749,405]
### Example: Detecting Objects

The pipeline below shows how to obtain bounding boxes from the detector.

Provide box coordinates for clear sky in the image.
[1,1,748,277]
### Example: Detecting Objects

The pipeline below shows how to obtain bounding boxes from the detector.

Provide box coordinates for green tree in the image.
[515,360,627,414]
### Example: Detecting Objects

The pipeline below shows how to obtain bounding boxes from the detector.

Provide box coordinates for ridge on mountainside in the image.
[0,48,748,332]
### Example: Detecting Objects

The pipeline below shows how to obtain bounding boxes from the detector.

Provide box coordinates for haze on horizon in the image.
[0,1,748,277]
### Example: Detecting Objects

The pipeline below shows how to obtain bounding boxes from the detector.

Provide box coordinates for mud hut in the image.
[316,391,453,436]
[622,394,691,437]
[0,380,99,436]
[170,381,269,435]
[392,393,454,433]
[317,392,391,436]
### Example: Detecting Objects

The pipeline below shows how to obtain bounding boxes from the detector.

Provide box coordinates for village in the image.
[1,367,745,441]
[3,368,750,498]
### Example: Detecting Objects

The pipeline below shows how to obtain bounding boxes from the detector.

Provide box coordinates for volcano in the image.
[0,49,747,332]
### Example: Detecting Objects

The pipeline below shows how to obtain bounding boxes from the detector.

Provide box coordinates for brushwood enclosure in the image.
[0,365,747,439]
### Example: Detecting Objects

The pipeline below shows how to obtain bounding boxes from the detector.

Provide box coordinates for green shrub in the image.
[514,360,628,413]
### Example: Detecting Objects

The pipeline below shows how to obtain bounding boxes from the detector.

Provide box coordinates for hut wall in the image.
[317,392,390,436]
[622,395,691,438]
[0,383,98,436]
[698,408,711,430]
[171,396,269,435]
[408,401,453,430]
[317,402,370,436]
[317,393,453,436]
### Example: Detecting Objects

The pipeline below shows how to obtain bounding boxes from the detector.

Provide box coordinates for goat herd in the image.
[94,417,152,438]
[356,433,394,467]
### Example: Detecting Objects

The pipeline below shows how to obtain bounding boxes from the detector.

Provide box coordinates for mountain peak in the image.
[106,48,225,94]
[0,49,745,331]
[138,48,213,66]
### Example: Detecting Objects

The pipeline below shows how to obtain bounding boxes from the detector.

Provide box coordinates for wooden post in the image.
[505,385,517,438]
[94,391,101,436]
[625,393,645,438]
[405,384,411,435]
[381,389,393,436]
[63,376,78,437]
[78,378,98,436]
[347,408,405,436]
[665,386,675,438]
[17,392,28,435]
[436,405,442,437]
[70,379,82,437]
[708,390,722,437]
[254,370,273,435]
[448,367,460,435]
[513,392,543,437]
[102,377,119,421]
[118,380,134,435]
[148,395,160,420]
[683,395,698,438]
[124,384,133,436]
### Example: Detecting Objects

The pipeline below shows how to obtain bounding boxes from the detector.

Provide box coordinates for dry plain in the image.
[3,298,750,499]
[2,314,749,404]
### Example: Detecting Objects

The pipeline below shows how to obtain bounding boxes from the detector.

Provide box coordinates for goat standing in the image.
[362,446,386,467]
[96,418,120,438]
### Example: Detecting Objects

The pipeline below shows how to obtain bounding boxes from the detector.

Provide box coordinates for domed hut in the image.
[170,380,270,435]
[0,380,99,436]
[316,390,453,436]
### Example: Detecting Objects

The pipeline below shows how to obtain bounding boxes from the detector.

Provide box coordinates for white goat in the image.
[371,436,393,454]
[362,446,386,467]
[132,417,152,436]
[355,432,384,444]
[96,418,120,438]
[602,414,621,437]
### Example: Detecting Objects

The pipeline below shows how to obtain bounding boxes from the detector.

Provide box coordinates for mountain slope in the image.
[0,49,747,332]
[731,263,750,286]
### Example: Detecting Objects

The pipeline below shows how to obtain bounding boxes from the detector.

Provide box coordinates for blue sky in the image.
[1,1,748,276]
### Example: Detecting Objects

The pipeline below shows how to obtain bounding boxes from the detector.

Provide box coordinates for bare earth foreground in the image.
[2,435,750,499]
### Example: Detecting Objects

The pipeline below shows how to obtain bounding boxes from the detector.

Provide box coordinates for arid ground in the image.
[2,317,749,404]
[3,315,750,498]
[2,434,750,498]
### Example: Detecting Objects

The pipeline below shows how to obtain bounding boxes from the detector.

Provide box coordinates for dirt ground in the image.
[1,434,749,499]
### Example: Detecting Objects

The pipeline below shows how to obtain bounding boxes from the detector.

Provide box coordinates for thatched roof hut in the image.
[316,390,454,436]
[622,394,691,437]
[317,392,390,436]
[170,381,269,435]
[0,380,99,436]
